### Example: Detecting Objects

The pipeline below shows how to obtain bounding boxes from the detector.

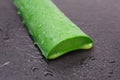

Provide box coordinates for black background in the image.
[0,0,120,80]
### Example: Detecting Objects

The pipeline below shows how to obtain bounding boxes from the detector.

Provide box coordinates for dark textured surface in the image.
[0,0,120,80]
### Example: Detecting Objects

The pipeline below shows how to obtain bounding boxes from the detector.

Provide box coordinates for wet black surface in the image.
[0,0,120,80]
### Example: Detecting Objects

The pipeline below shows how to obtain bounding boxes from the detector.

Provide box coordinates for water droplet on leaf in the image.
[17,11,21,15]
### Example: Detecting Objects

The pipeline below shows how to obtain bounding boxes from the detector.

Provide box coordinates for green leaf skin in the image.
[14,0,94,59]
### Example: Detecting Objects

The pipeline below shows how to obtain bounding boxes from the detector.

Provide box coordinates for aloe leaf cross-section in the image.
[14,0,94,59]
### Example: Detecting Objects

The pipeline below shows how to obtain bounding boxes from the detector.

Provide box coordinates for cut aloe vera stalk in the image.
[14,0,94,59]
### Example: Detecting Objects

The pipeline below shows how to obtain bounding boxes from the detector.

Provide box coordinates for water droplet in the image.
[100,68,104,70]
[40,24,42,27]
[108,75,112,78]
[3,35,9,40]
[0,62,10,67]
[17,11,21,15]
[85,63,89,66]
[108,71,113,74]
[34,42,37,45]
[38,24,42,28]
[71,23,76,28]
[22,20,25,24]
[0,28,2,31]
[108,60,115,63]
[89,56,96,61]
[44,70,53,77]
[28,59,33,62]
[42,12,46,17]
[81,43,93,49]
[34,77,41,80]
[41,40,44,44]
[32,67,38,72]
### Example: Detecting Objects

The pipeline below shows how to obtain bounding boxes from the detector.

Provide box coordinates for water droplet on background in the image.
[32,67,39,72]
[108,60,116,63]
[3,35,9,40]
[0,28,2,31]
[89,56,96,61]
[44,69,53,77]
